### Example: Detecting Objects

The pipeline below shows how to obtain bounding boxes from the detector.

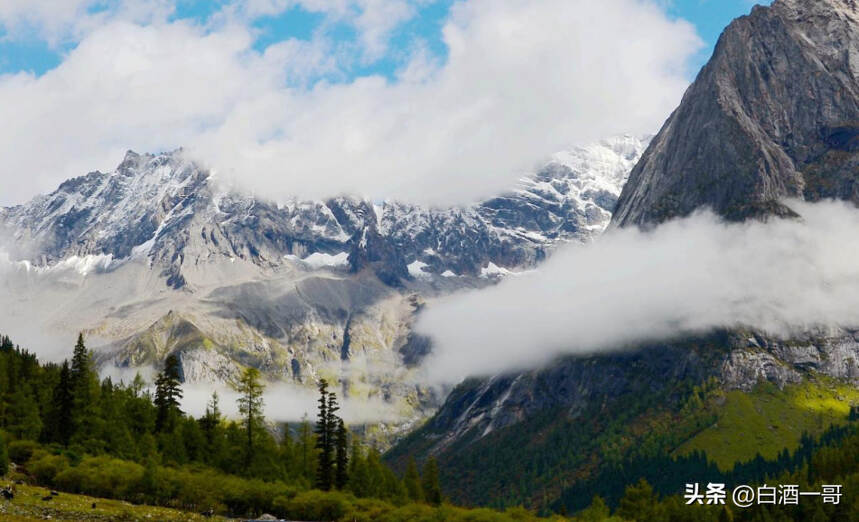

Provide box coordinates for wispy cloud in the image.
[416,201,859,383]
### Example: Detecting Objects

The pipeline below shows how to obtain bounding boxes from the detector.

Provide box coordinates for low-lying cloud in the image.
[99,364,403,424]
[416,200,859,383]
[180,381,402,424]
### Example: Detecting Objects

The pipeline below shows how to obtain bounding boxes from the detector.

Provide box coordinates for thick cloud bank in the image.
[0,0,699,206]
[416,201,859,383]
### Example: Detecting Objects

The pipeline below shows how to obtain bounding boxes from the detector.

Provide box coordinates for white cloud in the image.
[0,0,700,207]
[0,0,174,43]
[95,368,403,423]
[416,201,859,383]
[351,0,416,61]
[0,20,271,205]
[217,0,422,64]
[0,0,99,41]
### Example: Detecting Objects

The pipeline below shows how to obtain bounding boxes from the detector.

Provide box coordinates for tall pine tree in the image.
[70,333,89,384]
[334,417,349,489]
[48,361,74,445]
[422,457,443,505]
[347,437,370,497]
[237,367,264,468]
[314,379,333,490]
[198,391,222,464]
[68,333,100,449]
[154,354,183,432]
[404,457,424,502]
[297,415,317,483]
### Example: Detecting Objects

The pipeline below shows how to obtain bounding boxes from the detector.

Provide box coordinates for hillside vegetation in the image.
[0,332,563,521]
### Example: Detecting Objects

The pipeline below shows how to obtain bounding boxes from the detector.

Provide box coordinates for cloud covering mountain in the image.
[0,0,699,206]
[417,200,859,382]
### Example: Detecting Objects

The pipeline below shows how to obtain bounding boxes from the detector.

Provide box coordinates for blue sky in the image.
[0,0,772,81]
[668,0,772,70]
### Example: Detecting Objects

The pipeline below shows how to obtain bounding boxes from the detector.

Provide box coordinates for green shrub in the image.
[54,456,144,499]
[8,471,29,484]
[7,439,40,463]
[28,453,70,485]
[381,503,438,522]
[346,497,396,521]
[280,489,349,521]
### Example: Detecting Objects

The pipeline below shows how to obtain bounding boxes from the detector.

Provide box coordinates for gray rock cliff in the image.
[613,0,859,227]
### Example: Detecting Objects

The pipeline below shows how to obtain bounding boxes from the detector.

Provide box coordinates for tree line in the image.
[571,420,859,521]
[0,332,446,513]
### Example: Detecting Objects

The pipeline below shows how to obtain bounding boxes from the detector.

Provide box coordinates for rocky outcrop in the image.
[411,337,723,455]
[720,350,803,391]
[721,328,859,391]
[612,0,859,227]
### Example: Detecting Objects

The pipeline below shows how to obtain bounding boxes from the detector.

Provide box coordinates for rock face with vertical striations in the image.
[613,0,859,227]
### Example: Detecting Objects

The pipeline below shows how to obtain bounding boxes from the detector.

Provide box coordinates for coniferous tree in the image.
[131,372,146,396]
[404,457,424,502]
[70,333,93,410]
[421,456,443,505]
[617,479,661,521]
[0,331,471,513]
[578,496,610,521]
[349,437,372,497]
[347,437,371,497]
[280,424,296,479]
[68,333,100,448]
[365,447,385,498]
[154,354,183,432]
[297,415,317,484]
[315,379,333,490]
[70,333,89,383]
[326,389,340,475]
[334,417,349,489]
[198,391,222,464]
[237,367,265,468]
[199,391,221,433]
[49,361,74,445]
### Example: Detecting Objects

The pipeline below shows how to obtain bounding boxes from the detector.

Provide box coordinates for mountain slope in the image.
[612,0,859,227]
[0,135,648,435]
[388,0,859,510]
[387,327,859,508]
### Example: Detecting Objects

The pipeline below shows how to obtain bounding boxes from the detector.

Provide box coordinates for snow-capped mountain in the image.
[1,134,645,287]
[0,134,647,434]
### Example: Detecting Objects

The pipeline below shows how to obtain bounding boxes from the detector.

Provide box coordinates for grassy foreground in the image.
[0,481,226,521]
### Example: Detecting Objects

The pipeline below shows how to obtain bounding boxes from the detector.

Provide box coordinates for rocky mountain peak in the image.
[612,0,859,227]
[2,136,649,289]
